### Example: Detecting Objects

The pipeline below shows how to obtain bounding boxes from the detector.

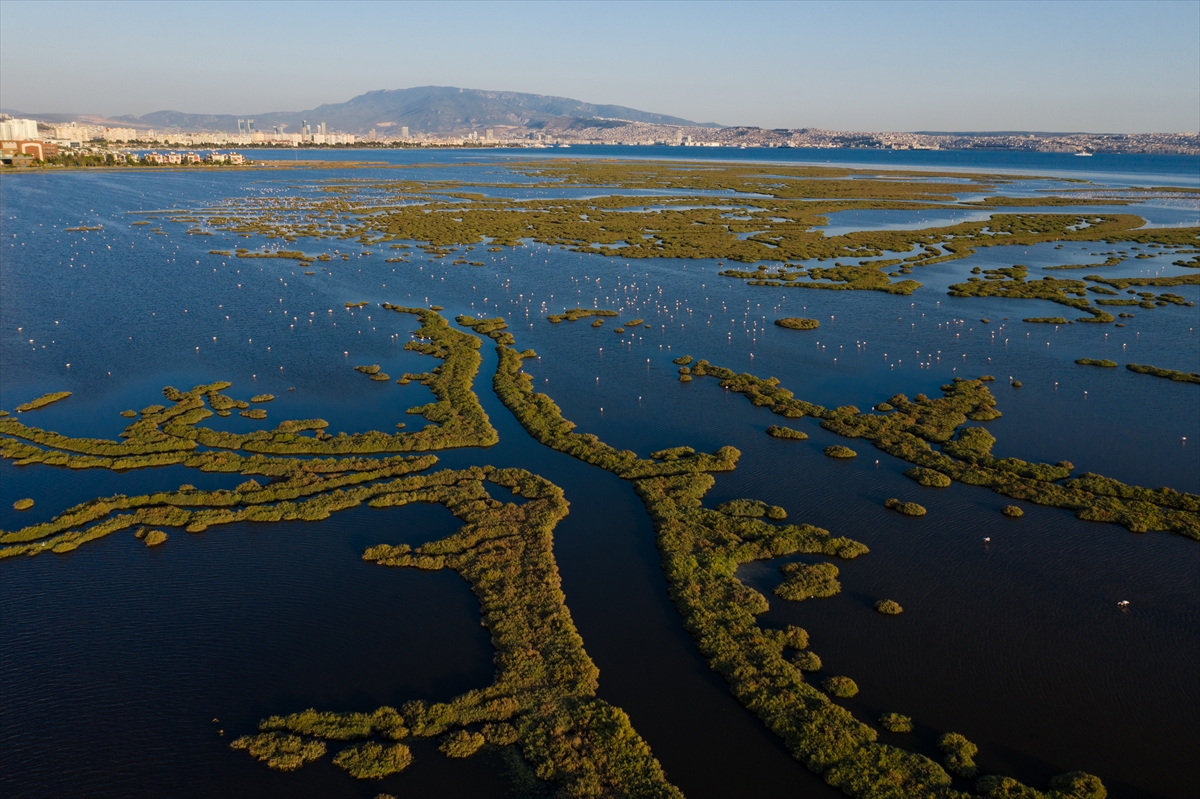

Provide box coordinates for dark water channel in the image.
[1,158,1197,798]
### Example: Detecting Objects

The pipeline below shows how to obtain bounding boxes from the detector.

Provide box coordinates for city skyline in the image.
[1,0,1197,133]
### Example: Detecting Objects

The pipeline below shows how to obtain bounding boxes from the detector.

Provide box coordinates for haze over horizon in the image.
[1,0,1197,133]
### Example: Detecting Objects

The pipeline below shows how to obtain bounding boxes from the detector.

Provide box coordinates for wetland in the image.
[1,148,1197,799]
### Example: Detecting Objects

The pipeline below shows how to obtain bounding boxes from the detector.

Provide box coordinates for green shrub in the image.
[937,732,978,777]
[144,529,168,547]
[884,499,926,517]
[1074,359,1117,368]
[333,741,413,778]
[791,650,822,671]
[824,445,857,459]
[879,713,912,733]
[874,599,903,615]
[1049,771,1107,799]
[439,730,485,758]
[783,625,809,650]
[766,425,808,440]
[482,722,518,746]
[823,676,859,698]
[905,467,951,488]
[775,561,840,601]
[1002,505,1024,517]
[717,499,769,517]
[230,732,326,771]
[13,498,33,511]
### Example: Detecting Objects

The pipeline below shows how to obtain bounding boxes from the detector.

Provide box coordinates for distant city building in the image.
[485,129,494,141]
[101,127,139,142]
[401,126,409,138]
[0,118,39,140]
[1,140,56,160]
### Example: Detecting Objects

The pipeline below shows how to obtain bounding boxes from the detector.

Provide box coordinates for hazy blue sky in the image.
[2,0,1196,132]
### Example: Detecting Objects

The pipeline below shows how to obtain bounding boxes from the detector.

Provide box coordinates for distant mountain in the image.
[97,87,720,134]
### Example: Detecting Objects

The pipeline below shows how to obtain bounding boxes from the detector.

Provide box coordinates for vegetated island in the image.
[775,317,820,331]
[1126,363,1200,384]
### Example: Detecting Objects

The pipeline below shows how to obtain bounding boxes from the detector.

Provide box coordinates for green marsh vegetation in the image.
[885,499,927,517]
[775,318,820,331]
[822,676,859,699]
[141,529,168,547]
[455,315,1104,799]
[905,467,952,488]
[439,730,486,758]
[775,561,841,601]
[13,498,34,511]
[546,308,619,323]
[947,265,1116,324]
[824,445,858,459]
[879,713,913,733]
[332,741,413,778]
[186,160,1196,301]
[874,599,903,615]
[767,425,808,440]
[1075,359,1118,368]
[937,733,979,778]
[1002,506,1024,518]
[15,392,71,412]
[686,360,1199,539]
[230,732,327,771]
[1126,363,1200,384]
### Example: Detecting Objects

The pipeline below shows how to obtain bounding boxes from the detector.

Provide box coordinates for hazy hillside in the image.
[125,86,718,134]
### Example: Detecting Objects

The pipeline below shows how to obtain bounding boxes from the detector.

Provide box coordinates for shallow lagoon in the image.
[1,151,1197,798]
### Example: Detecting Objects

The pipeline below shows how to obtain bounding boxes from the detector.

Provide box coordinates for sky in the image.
[1,0,1197,132]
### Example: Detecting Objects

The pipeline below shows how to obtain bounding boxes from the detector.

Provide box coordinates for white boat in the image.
[1074,151,1093,157]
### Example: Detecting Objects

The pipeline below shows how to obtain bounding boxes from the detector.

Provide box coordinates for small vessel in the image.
[1074,150,1093,157]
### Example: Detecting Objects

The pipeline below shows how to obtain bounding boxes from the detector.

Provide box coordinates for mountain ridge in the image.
[4,86,722,134]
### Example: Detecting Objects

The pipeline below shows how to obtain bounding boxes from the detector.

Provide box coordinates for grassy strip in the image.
[547,308,619,323]
[14,392,71,412]
[1084,273,1200,289]
[1125,363,1200,384]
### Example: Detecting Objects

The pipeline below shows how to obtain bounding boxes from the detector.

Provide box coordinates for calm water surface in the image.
[1,152,1197,798]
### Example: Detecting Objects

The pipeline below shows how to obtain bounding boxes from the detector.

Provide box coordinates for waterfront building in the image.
[0,117,39,140]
